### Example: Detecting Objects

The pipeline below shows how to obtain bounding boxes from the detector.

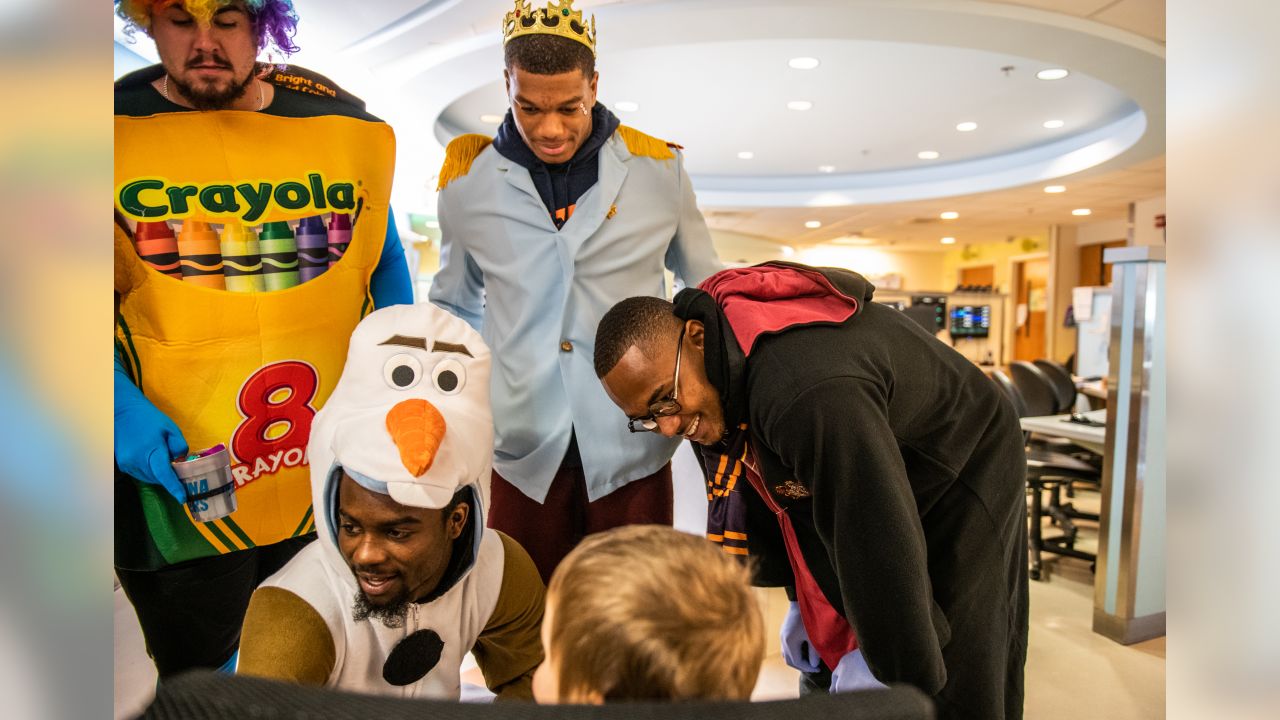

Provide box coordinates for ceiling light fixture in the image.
[818,165,835,173]
[613,101,639,112]
[918,150,940,160]
[479,114,504,124]
[788,57,820,70]
[1072,208,1092,216]
[940,237,957,245]
[1043,119,1065,129]
[1044,185,1066,193]
[805,220,822,229]
[1037,68,1070,80]
[737,151,754,160]
[787,100,813,111]
[940,211,959,220]
[955,121,978,132]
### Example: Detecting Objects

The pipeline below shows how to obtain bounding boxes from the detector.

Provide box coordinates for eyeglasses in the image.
[627,325,686,433]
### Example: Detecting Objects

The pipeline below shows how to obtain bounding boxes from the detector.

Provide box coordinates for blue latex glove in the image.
[780,601,822,673]
[115,355,188,503]
[829,648,888,693]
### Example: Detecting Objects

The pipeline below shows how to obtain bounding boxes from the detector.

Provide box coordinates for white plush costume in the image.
[237,303,544,699]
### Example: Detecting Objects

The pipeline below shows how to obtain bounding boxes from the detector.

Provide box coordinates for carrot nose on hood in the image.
[385,398,447,477]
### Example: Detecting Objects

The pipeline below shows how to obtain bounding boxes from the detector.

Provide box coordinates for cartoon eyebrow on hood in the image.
[379,335,474,357]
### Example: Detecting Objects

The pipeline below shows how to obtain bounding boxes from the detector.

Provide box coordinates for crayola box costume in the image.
[115,66,394,569]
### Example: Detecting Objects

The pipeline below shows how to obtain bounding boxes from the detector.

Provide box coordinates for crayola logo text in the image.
[117,173,356,223]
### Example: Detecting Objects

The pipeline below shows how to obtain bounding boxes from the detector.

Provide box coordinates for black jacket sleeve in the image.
[763,376,948,694]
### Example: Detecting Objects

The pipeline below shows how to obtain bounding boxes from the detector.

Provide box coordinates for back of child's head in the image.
[544,524,764,702]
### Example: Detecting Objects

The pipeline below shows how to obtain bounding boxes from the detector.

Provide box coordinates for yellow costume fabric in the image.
[115,110,394,564]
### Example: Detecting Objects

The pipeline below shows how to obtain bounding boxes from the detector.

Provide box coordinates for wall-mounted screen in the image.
[906,295,947,333]
[949,304,991,337]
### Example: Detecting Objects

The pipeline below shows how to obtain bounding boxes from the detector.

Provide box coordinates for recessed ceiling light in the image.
[940,211,959,220]
[818,165,836,173]
[1072,208,1092,216]
[955,121,978,132]
[737,151,754,160]
[1044,185,1066,193]
[614,101,639,112]
[1043,119,1065,129]
[918,150,940,160]
[479,114,504,124]
[789,57,820,70]
[780,245,796,257]
[940,237,957,245]
[805,220,822,229]
[1037,68,1070,80]
[787,100,813,111]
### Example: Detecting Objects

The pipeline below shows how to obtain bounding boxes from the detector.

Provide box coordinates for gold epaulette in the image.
[436,134,494,190]
[617,125,679,161]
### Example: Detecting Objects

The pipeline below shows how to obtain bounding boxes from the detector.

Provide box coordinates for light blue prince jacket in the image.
[429,128,722,503]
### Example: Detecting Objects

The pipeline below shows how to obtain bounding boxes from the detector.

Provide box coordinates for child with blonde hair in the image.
[533,525,764,703]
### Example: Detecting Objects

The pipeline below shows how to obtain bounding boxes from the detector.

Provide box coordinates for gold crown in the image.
[503,0,597,57]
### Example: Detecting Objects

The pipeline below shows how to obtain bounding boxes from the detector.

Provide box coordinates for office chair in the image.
[142,671,937,720]
[1008,361,1059,416]
[1033,359,1078,414]
[990,370,1099,581]
[1033,358,1103,499]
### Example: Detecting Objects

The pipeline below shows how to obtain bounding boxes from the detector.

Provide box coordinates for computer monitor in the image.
[906,295,947,333]
[949,304,991,337]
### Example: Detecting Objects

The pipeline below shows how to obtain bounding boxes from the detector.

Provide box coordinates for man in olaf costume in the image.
[237,303,545,699]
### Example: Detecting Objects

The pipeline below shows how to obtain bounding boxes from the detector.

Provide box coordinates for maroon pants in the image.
[489,463,673,584]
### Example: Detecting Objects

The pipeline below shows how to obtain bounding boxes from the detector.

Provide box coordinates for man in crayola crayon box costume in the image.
[428,0,722,584]
[113,0,413,678]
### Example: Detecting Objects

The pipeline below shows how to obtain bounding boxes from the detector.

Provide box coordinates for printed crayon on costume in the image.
[135,221,182,279]
[220,223,265,293]
[258,221,301,290]
[295,215,329,282]
[327,212,351,266]
[177,220,226,289]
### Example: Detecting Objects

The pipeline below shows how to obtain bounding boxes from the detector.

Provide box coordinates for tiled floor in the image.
[114,477,1164,718]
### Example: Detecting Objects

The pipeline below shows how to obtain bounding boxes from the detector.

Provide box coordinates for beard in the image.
[169,57,257,110]
[351,589,411,628]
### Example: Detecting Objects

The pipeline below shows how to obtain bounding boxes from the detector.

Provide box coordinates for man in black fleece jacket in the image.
[593,262,1029,720]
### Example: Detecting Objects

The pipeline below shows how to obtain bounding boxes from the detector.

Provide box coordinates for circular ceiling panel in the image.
[407,0,1163,208]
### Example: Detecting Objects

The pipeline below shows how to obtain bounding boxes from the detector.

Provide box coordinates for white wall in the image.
[1133,195,1167,246]
[796,245,946,291]
[709,229,792,265]
[1076,218,1128,246]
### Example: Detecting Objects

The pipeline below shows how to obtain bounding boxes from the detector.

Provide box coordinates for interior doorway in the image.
[1078,240,1127,287]
[1013,257,1049,363]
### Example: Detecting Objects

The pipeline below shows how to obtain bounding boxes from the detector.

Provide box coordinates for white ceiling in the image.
[115,0,1166,251]
[442,39,1140,176]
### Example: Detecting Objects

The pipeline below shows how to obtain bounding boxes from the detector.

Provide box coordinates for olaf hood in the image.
[308,302,494,587]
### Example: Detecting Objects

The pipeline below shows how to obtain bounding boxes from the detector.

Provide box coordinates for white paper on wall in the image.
[1073,287,1094,321]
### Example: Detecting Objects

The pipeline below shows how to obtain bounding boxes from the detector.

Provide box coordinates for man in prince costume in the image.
[114,0,413,677]
[428,0,722,583]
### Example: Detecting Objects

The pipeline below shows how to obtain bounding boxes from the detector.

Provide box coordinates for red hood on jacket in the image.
[698,263,863,356]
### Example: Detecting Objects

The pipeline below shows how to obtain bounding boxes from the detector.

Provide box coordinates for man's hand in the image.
[829,648,888,693]
[115,372,189,503]
[780,601,822,673]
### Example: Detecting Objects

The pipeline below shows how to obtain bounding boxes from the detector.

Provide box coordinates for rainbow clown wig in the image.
[115,0,300,55]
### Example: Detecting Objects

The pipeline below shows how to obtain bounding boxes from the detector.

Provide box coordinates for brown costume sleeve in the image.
[471,531,546,701]
[237,586,336,686]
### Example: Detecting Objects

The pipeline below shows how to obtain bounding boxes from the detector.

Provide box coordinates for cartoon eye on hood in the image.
[307,304,494,567]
